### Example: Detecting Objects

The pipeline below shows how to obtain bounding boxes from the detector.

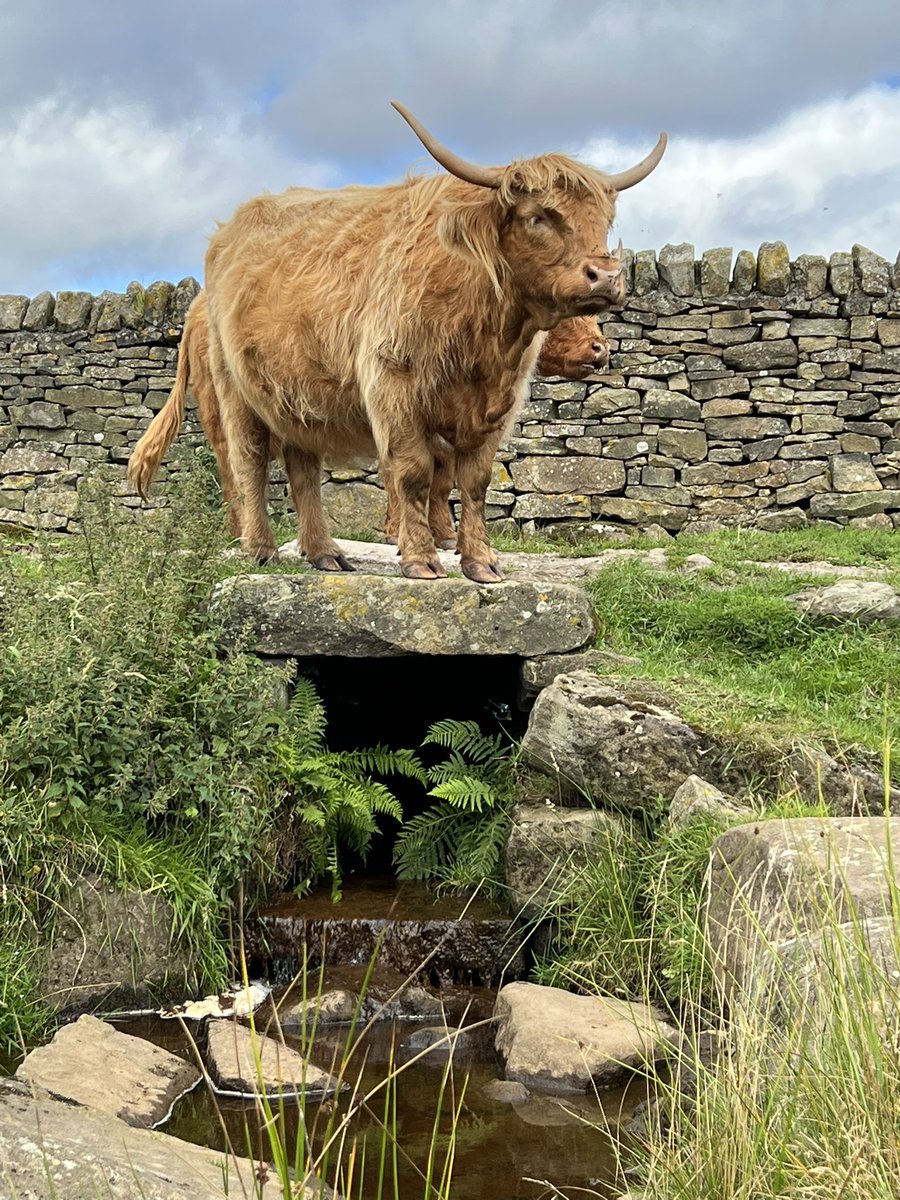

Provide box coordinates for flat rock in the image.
[279,984,442,1027]
[482,1079,530,1104]
[212,573,595,657]
[494,982,678,1092]
[788,579,900,625]
[706,816,900,995]
[521,671,706,810]
[0,1076,305,1199]
[205,1020,343,1098]
[16,1015,199,1129]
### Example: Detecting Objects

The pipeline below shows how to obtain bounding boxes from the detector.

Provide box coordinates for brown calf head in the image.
[537,317,610,379]
[393,102,665,322]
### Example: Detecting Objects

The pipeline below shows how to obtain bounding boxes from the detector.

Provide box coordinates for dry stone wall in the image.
[3,242,900,535]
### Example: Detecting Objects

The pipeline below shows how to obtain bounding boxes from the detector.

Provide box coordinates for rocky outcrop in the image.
[17,1015,198,1128]
[37,873,196,1014]
[521,672,707,810]
[668,775,751,828]
[705,816,900,997]
[212,573,596,657]
[494,982,678,1092]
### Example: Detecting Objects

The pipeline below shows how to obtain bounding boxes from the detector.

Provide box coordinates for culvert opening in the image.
[294,653,530,876]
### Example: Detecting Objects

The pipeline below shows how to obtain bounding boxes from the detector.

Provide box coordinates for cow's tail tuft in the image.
[126,329,193,499]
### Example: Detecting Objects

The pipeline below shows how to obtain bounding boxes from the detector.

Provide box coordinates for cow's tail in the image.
[126,326,193,499]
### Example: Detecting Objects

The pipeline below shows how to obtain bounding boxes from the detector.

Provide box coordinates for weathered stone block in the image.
[810,490,900,520]
[700,247,732,298]
[757,241,790,295]
[705,416,790,440]
[853,244,890,295]
[732,249,756,294]
[722,340,799,371]
[657,428,708,461]
[0,295,29,331]
[509,456,625,494]
[657,243,695,296]
[54,291,93,332]
[641,389,701,420]
[830,454,882,493]
[633,250,659,295]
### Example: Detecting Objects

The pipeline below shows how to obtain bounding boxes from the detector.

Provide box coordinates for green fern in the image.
[276,678,426,900]
[393,718,515,892]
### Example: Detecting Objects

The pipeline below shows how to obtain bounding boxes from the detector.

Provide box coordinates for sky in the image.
[1,0,899,296]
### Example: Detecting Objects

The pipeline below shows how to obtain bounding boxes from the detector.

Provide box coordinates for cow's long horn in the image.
[391,101,502,189]
[605,132,668,191]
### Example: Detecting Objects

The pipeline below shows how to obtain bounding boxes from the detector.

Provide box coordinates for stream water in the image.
[123,878,638,1198]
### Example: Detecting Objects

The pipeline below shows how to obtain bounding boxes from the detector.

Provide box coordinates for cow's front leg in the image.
[389,437,447,580]
[283,444,355,572]
[455,434,504,584]
[428,448,458,550]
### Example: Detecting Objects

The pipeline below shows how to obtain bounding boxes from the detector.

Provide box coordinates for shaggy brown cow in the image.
[128,294,608,547]
[136,103,665,581]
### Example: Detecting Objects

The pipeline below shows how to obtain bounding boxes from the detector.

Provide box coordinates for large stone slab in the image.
[0,1076,304,1199]
[522,672,706,810]
[17,1015,199,1128]
[205,1020,343,1098]
[494,982,678,1092]
[705,816,900,994]
[212,573,595,657]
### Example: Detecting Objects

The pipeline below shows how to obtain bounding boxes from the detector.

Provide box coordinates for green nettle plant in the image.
[275,677,426,900]
[393,719,515,891]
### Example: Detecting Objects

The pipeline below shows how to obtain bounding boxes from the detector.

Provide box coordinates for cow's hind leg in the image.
[283,444,355,572]
[220,403,277,562]
[455,436,504,584]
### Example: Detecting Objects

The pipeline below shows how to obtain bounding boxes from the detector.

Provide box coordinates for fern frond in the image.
[428,776,496,812]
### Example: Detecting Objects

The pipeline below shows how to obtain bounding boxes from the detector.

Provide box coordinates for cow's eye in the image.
[529,214,546,228]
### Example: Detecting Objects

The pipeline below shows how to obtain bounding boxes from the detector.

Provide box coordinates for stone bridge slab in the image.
[212,572,596,658]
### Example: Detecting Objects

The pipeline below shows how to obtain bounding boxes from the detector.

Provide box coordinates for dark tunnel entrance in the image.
[294,654,531,876]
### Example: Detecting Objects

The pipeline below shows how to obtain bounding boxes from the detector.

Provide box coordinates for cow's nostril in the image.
[592,341,604,353]
[585,267,599,285]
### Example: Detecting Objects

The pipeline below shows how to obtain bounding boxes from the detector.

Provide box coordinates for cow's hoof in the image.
[385,534,399,546]
[462,559,504,584]
[435,536,458,551]
[247,544,278,565]
[311,553,356,572]
[401,560,448,580]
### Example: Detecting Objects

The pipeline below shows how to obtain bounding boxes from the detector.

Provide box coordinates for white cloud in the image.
[0,97,337,294]
[579,84,900,262]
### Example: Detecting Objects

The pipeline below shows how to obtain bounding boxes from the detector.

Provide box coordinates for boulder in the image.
[521,672,706,810]
[17,1015,199,1128]
[504,801,629,916]
[668,775,751,828]
[38,873,196,1013]
[494,982,678,1092]
[788,579,900,626]
[212,574,595,657]
[205,1020,343,1098]
[705,816,900,995]
[482,1079,530,1104]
